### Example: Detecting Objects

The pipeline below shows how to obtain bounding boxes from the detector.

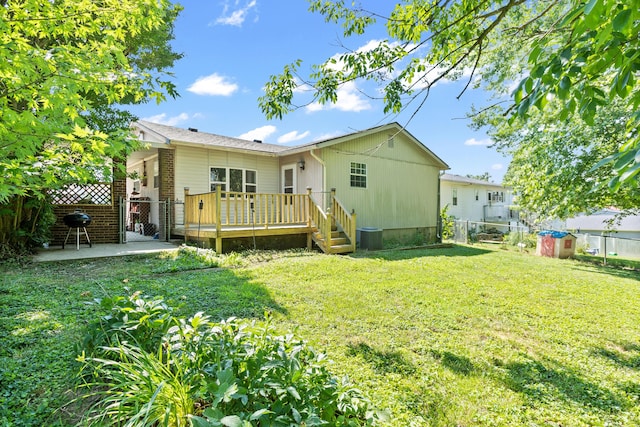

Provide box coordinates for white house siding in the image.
[440,181,485,222]
[278,152,324,203]
[174,146,280,224]
[320,132,441,232]
[440,177,514,223]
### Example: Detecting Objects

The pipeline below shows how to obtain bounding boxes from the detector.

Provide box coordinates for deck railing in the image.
[308,190,333,249]
[184,186,355,252]
[185,187,310,228]
[330,189,356,247]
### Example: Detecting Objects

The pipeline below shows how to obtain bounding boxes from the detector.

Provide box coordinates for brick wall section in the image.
[158,148,175,202]
[158,148,175,239]
[51,160,126,245]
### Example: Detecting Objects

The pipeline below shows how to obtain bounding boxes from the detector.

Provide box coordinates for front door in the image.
[281,164,296,222]
[281,164,296,195]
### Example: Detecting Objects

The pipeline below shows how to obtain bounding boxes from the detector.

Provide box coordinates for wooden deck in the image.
[179,187,356,254]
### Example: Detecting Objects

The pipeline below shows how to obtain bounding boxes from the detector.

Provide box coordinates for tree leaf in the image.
[612,9,631,32]
[220,415,243,427]
[584,0,600,16]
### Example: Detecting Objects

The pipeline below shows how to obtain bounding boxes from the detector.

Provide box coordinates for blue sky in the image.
[129,0,510,182]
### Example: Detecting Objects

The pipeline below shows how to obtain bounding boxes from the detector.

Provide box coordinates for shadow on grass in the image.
[569,262,640,282]
[131,267,288,320]
[346,341,416,375]
[501,357,628,411]
[592,342,640,370]
[430,350,475,375]
[352,244,492,261]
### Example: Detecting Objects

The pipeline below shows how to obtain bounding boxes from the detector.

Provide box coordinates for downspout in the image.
[436,171,443,243]
[309,148,326,207]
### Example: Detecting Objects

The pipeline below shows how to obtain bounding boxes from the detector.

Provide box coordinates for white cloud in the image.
[187,73,238,96]
[277,130,310,144]
[214,0,257,27]
[464,137,493,146]
[142,112,190,126]
[305,81,371,113]
[238,125,277,142]
[491,163,504,171]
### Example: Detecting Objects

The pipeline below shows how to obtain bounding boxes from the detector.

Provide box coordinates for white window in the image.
[210,167,227,192]
[210,167,257,194]
[452,189,458,206]
[245,170,257,193]
[350,162,367,188]
[487,191,504,203]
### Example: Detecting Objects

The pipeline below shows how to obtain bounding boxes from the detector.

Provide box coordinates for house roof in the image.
[280,122,449,170]
[134,121,449,169]
[440,173,506,188]
[134,120,289,155]
[566,211,640,232]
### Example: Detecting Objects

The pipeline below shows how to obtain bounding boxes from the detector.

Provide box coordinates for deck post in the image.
[306,187,313,250]
[183,187,190,243]
[351,209,357,251]
[329,188,337,230]
[306,187,312,227]
[215,185,222,253]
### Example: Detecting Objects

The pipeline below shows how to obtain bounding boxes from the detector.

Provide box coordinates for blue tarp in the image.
[538,230,571,238]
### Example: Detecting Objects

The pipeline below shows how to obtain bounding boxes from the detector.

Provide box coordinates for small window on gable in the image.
[452,189,458,206]
[475,190,479,201]
[388,135,395,148]
[350,162,367,188]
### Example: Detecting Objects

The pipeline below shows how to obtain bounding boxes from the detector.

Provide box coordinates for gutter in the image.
[309,148,326,194]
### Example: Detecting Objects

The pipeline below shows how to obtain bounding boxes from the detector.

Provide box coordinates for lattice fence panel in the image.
[51,184,112,205]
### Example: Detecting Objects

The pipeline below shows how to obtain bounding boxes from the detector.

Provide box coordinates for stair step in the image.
[313,233,347,245]
[329,244,354,254]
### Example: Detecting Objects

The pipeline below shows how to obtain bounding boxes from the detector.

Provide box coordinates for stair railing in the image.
[307,188,332,251]
[329,188,356,251]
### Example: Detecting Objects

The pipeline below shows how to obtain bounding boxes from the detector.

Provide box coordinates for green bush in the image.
[77,293,384,426]
[506,231,537,248]
[79,291,175,357]
[440,205,454,240]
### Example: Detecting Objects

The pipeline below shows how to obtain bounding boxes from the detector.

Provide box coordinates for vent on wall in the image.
[388,135,395,148]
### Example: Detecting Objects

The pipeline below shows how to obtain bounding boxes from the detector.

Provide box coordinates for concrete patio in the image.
[33,240,181,262]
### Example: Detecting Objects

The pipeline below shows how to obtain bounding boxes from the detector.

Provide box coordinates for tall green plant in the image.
[0,194,55,258]
[77,293,385,426]
[440,205,454,241]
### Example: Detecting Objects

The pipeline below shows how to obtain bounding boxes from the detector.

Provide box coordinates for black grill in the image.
[62,211,92,250]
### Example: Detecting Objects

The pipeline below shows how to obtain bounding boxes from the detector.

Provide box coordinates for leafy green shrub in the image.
[77,294,384,426]
[79,291,175,357]
[152,245,222,273]
[507,231,537,248]
[440,205,454,240]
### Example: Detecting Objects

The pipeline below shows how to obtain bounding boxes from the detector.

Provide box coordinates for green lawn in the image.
[1,245,639,426]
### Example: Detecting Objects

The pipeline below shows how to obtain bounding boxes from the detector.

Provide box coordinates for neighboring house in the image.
[565,209,640,240]
[127,121,449,253]
[439,173,518,225]
[563,209,640,258]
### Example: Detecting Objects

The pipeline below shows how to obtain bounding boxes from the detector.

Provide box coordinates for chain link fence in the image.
[575,233,640,259]
[452,220,529,245]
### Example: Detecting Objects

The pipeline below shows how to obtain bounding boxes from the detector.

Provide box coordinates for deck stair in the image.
[311,227,353,254]
[307,188,356,254]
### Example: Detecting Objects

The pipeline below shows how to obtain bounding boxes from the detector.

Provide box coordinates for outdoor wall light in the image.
[298,160,305,170]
